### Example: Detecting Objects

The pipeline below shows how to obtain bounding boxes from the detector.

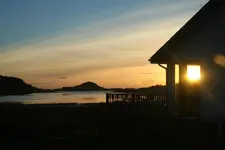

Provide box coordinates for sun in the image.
[187,65,201,81]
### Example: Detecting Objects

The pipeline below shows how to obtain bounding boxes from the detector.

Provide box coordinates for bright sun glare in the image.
[187,65,201,81]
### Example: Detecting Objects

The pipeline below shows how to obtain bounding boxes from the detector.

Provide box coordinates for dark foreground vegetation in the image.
[0,102,224,149]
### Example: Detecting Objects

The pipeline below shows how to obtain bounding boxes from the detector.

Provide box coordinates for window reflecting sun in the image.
[187,65,201,81]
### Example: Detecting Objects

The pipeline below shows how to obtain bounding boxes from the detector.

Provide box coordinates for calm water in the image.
[0,91,107,104]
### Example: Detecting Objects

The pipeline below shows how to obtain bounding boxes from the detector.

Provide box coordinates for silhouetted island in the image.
[59,81,106,91]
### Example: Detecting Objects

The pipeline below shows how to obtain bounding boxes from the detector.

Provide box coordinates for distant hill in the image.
[110,85,166,95]
[60,82,106,91]
[136,85,166,95]
[0,75,41,96]
[108,88,136,93]
[0,75,166,96]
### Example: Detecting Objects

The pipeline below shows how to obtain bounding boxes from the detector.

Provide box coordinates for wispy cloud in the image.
[58,77,67,80]
[0,0,208,88]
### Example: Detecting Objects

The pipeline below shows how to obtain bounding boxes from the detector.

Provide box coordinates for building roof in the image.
[149,0,225,64]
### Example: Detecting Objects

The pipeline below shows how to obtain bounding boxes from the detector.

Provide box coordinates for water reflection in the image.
[0,91,107,104]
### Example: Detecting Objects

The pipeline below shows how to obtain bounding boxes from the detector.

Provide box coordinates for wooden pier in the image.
[106,92,166,104]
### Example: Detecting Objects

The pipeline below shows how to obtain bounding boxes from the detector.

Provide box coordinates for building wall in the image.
[200,61,225,119]
[173,7,225,119]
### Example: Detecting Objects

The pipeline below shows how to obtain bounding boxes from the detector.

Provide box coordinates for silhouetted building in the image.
[149,0,225,120]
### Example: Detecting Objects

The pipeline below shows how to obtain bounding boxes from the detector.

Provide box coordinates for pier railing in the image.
[106,92,166,104]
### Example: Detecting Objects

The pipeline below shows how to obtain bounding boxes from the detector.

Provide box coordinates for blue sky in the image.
[1,0,156,47]
[0,0,208,88]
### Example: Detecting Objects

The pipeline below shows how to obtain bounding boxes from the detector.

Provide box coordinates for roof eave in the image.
[149,50,172,64]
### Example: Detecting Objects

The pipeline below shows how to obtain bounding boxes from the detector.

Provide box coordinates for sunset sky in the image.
[0,0,208,89]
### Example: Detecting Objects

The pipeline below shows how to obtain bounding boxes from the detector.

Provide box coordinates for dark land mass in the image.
[112,85,167,95]
[0,75,166,96]
[59,81,106,91]
[0,102,224,149]
[0,75,43,96]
